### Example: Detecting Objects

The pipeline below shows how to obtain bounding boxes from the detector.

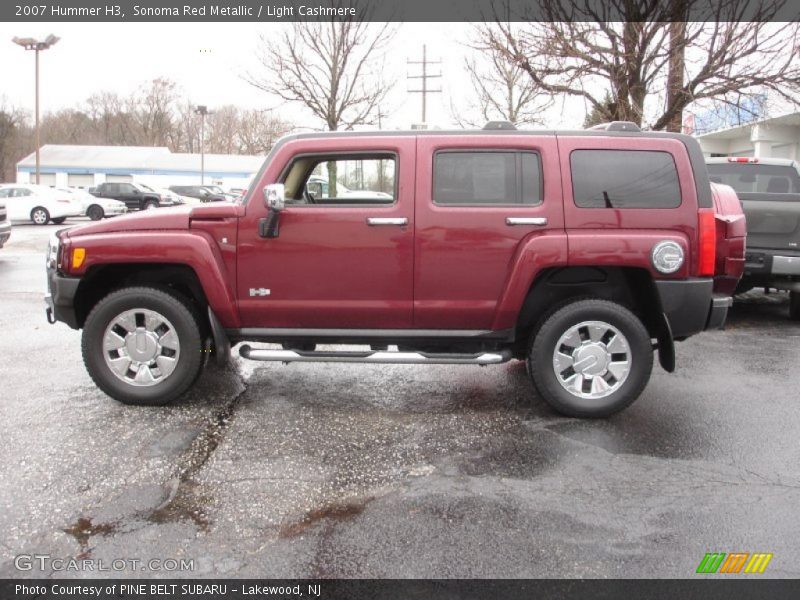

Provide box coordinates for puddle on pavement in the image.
[63,517,117,558]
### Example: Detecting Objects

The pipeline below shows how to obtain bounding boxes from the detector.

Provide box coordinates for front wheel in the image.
[31,207,50,225]
[143,200,159,210]
[528,299,653,418]
[81,287,204,406]
[87,205,105,221]
[790,291,800,321]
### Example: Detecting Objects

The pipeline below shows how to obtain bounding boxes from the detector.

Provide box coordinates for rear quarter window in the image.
[571,150,682,209]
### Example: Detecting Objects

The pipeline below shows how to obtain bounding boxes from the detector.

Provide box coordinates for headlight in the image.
[47,233,60,269]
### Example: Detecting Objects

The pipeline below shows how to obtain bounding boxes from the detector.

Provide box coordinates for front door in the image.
[237,137,416,329]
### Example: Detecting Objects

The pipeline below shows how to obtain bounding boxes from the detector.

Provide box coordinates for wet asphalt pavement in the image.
[1,222,799,579]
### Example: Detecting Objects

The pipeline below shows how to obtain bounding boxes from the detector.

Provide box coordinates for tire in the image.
[81,287,204,406]
[528,299,653,418]
[87,205,105,221]
[790,291,800,321]
[143,200,159,210]
[31,207,50,225]
[51,217,67,224]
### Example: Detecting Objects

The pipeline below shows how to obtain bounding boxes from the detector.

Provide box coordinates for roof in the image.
[16,144,263,177]
[695,112,800,141]
[706,157,798,167]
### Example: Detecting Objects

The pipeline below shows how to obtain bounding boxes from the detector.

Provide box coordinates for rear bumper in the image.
[45,268,80,329]
[655,278,731,338]
[742,247,800,291]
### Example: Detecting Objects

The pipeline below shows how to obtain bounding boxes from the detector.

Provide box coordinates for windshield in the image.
[707,163,800,196]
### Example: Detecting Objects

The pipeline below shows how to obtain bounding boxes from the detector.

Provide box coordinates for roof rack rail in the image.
[483,121,517,131]
[588,121,641,132]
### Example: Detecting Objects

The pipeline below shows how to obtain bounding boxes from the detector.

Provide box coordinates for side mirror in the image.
[260,183,286,239]
[264,183,285,212]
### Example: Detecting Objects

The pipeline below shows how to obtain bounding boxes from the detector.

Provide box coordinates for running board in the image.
[238,345,512,365]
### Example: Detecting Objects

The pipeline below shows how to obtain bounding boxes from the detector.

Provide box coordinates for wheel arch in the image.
[514,266,673,370]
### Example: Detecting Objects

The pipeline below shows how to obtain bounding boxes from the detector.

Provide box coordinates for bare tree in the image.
[454,26,553,128]
[247,14,395,131]
[0,98,31,182]
[485,0,800,131]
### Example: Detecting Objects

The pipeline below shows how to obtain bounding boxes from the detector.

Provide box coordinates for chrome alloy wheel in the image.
[552,320,631,400]
[102,308,181,387]
[32,209,48,225]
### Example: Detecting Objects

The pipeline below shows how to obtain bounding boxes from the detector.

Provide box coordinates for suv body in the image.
[706,157,800,319]
[91,182,177,211]
[45,125,745,417]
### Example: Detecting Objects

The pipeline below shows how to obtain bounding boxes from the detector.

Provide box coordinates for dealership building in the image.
[691,111,800,160]
[15,145,264,189]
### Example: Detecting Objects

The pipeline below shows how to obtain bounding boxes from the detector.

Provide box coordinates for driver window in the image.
[282,154,396,206]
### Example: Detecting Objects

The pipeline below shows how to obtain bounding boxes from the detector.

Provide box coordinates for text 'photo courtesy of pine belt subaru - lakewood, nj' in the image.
[44,122,746,418]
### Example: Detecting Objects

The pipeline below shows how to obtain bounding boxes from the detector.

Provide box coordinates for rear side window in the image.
[706,163,800,195]
[571,150,681,209]
[433,151,542,205]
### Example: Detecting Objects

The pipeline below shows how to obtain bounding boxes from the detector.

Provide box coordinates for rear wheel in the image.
[82,287,204,406]
[528,299,653,418]
[790,291,800,321]
[31,207,50,225]
[87,205,105,221]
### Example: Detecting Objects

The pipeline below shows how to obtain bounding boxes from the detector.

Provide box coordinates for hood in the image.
[65,203,242,238]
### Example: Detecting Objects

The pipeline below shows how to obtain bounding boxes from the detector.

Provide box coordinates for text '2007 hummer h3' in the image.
[45,122,746,418]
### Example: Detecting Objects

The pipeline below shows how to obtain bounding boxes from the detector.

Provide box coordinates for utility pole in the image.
[13,34,60,185]
[407,45,442,125]
[194,105,210,185]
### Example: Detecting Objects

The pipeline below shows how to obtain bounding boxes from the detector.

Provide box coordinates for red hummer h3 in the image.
[45,122,745,417]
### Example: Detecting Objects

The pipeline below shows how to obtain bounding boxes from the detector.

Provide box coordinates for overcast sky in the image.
[0,22,584,132]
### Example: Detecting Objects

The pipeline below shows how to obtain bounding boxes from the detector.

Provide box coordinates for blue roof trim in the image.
[17,166,256,178]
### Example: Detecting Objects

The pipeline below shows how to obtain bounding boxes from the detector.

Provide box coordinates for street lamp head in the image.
[12,34,60,50]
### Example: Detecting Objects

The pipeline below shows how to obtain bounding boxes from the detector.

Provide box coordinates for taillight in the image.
[698,209,716,276]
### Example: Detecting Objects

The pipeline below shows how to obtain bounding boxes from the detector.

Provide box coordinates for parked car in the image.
[305,175,393,203]
[90,182,178,211]
[45,121,745,417]
[706,157,800,319]
[168,185,231,203]
[0,200,11,248]
[137,184,196,206]
[0,184,82,225]
[58,188,127,221]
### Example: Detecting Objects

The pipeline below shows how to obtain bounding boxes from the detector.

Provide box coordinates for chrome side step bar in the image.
[238,345,512,365]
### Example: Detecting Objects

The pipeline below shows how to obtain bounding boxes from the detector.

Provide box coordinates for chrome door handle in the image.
[367,217,408,226]
[505,217,548,226]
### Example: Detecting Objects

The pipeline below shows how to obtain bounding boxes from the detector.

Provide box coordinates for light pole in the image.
[194,105,209,185]
[12,34,59,185]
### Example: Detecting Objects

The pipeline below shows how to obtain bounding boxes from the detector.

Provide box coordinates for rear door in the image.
[413,135,564,330]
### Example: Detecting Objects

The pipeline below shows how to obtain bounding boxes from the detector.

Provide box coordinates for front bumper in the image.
[655,278,731,338]
[45,267,80,329]
[0,221,10,248]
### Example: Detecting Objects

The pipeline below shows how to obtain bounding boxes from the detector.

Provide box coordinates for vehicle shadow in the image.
[726,289,794,328]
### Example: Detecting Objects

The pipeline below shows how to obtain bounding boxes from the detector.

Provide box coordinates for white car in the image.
[58,188,127,221]
[0,184,83,225]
